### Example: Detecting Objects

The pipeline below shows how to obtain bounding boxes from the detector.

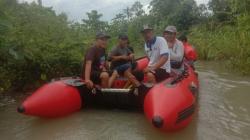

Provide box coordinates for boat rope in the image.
[170,65,189,85]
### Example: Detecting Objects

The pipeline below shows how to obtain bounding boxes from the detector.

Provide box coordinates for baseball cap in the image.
[118,34,128,40]
[96,32,111,39]
[164,26,177,33]
[141,25,153,33]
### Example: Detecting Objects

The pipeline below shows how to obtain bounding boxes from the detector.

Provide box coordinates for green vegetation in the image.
[0,0,250,93]
[189,0,250,75]
[0,0,85,92]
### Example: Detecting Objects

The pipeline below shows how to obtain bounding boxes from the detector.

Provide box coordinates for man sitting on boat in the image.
[141,25,171,84]
[108,34,143,89]
[163,26,185,73]
[178,34,197,69]
[163,26,184,73]
[82,32,111,89]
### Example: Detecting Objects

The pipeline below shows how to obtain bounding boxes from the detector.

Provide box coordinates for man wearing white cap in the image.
[141,25,171,84]
[163,26,184,71]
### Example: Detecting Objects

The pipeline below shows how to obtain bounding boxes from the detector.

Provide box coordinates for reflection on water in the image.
[0,61,250,140]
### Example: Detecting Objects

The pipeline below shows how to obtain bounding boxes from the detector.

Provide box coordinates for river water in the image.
[0,61,250,140]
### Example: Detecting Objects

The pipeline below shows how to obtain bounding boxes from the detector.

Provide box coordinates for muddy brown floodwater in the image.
[0,61,250,140]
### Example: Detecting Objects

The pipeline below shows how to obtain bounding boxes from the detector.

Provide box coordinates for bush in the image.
[189,14,250,75]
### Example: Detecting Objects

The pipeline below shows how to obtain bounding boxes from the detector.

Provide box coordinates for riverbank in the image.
[189,14,250,75]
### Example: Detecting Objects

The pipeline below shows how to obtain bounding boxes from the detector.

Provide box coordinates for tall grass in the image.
[189,14,250,75]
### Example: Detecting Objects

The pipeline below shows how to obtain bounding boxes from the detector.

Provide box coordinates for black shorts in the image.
[150,68,170,82]
[90,71,110,84]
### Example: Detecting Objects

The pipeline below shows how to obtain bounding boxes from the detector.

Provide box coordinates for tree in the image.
[131,1,145,17]
[38,0,42,6]
[149,0,181,19]
[208,0,233,22]
[112,13,126,23]
[110,13,128,34]
[149,0,200,31]
[82,10,107,33]
[0,0,85,93]
[174,0,200,30]
[123,7,133,21]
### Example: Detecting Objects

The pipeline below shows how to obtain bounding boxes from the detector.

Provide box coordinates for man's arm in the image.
[151,37,169,70]
[84,61,92,80]
[83,48,95,88]
[84,60,94,88]
[109,48,132,61]
[170,41,184,62]
[111,55,127,61]
[151,55,168,69]
[127,47,134,60]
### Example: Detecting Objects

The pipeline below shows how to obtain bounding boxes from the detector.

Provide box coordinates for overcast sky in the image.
[20,0,209,22]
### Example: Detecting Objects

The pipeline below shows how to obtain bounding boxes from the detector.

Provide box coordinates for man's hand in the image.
[85,79,94,89]
[143,67,153,73]
[143,67,150,73]
[128,54,134,60]
[143,66,156,73]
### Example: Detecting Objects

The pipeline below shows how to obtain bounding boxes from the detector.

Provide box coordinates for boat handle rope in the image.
[170,65,189,85]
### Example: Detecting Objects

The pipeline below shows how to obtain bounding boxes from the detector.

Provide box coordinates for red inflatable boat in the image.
[18,52,199,132]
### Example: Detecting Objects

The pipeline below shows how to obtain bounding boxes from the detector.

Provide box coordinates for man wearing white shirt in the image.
[141,25,171,84]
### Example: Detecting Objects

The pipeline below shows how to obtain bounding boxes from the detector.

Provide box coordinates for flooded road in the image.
[0,61,250,140]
